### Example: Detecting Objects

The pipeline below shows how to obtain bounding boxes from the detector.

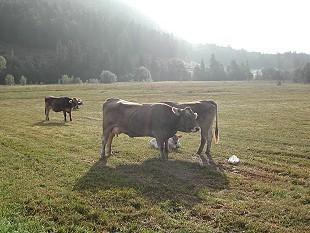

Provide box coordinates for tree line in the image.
[0,0,309,84]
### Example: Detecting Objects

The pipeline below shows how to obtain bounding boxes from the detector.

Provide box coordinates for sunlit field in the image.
[0,81,309,232]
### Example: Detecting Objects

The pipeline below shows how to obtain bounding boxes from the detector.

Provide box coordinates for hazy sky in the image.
[124,0,309,54]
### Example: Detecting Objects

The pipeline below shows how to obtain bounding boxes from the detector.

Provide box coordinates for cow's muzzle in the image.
[191,127,200,132]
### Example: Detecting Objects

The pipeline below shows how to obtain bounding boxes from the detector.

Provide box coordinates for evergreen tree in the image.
[244,61,253,80]
[20,75,27,85]
[150,57,161,82]
[192,60,209,81]
[228,59,240,80]
[192,64,201,81]
[302,63,310,83]
[199,59,206,80]
[209,54,226,80]
[292,68,302,83]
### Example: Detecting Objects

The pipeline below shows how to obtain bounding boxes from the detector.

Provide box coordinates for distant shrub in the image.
[58,75,82,84]
[134,66,152,82]
[87,78,99,84]
[58,74,71,84]
[20,75,27,85]
[5,74,15,85]
[0,56,6,70]
[99,70,117,83]
[72,77,83,84]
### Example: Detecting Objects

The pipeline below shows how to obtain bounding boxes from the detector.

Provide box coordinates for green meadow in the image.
[0,81,309,232]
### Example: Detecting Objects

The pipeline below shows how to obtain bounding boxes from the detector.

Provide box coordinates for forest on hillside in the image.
[0,0,310,84]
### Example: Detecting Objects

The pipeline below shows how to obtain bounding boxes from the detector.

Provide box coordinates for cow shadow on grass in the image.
[74,157,229,204]
[33,120,69,127]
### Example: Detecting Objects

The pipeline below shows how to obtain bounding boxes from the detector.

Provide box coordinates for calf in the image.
[149,135,182,151]
[101,98,199,161]
[45,96,78,121]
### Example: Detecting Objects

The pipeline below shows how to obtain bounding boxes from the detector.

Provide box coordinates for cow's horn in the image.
[172,107,180,116]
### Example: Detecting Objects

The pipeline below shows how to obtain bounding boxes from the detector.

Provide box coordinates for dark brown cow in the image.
[101,98,200,161]
[45,96,78,121]
[163,101,219,155]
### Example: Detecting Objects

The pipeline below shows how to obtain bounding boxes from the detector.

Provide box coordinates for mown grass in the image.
[0,81,309,232]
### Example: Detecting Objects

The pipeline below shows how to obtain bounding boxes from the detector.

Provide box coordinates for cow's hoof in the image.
[100,154,106,160]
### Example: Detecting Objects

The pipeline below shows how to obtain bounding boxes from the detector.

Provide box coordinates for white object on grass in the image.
[228,155,240,165]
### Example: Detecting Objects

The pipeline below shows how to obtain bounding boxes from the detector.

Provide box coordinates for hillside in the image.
[0,0,310,84]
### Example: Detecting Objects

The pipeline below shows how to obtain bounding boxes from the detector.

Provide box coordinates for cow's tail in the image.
[213,102,219,144]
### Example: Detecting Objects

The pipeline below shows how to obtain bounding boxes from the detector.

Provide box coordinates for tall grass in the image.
[0,82,309,232]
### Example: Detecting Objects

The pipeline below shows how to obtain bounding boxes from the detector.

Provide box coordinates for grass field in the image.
[0,81,309,233]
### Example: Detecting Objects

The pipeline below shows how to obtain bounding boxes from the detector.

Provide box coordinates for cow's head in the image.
[172,107,200,132]
[170,135,182,149]
[69,98,79,110]
[76,98,83,105]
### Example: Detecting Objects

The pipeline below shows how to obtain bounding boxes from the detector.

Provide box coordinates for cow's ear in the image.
[172,107,181,116]
[194,112,198,119]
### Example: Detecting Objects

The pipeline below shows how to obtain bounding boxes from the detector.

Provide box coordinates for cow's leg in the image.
[205,127,213,155]
[107,132,114,156]
[197,129,207,155]
[164,139,169,159]
[45,106,50,121]
[157,138,166,161]
[69,110,72,121]
[101,130,110,159]
[63,110,67,121]
[205,140,212,156]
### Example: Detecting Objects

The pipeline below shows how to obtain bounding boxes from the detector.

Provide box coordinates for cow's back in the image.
[163,100,216,121]
[103,99,178,137]
[102,98,149,136]
[53,97,71,112]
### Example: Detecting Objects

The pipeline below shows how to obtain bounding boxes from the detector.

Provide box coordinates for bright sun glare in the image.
[124,0,309,54]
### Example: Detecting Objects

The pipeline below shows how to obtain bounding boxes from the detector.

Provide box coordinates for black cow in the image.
[101,98,200,161]
[45,96,78,121]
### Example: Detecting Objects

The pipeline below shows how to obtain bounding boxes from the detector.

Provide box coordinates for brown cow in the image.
[45,96,78,121]
[163,101,219,155]
[101,98,200,161]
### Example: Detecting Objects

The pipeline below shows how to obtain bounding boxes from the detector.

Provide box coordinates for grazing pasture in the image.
[0,82,309,232]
